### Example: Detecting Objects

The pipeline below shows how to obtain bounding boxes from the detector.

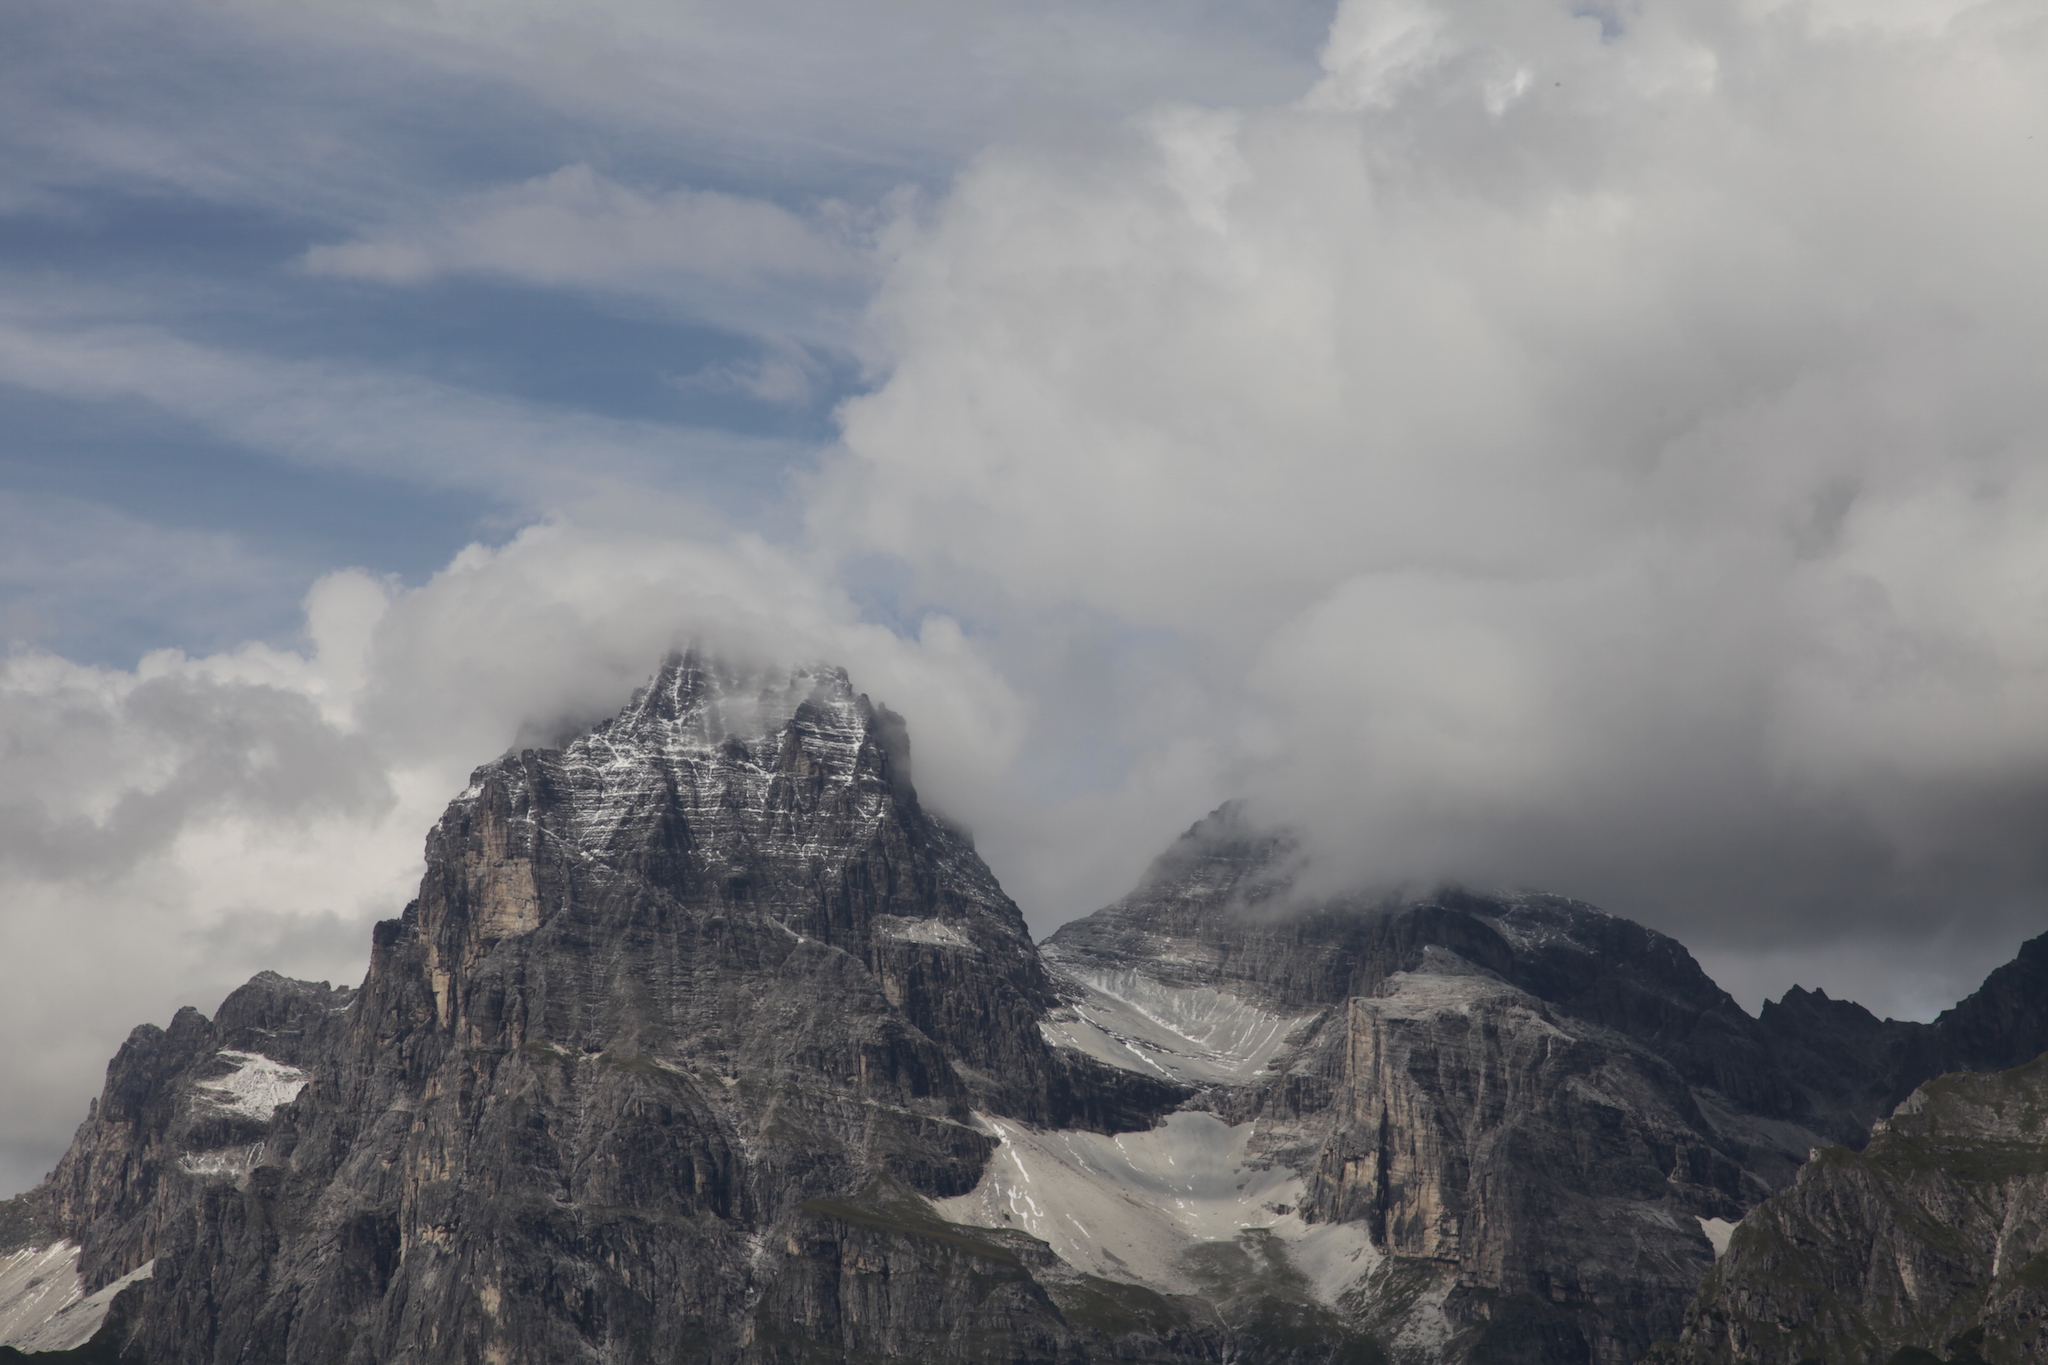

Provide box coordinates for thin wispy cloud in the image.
[302,165,872,343]
[0,313,812,513]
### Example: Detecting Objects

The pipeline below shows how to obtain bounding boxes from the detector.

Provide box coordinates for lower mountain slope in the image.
[1647,1052,2048,1365]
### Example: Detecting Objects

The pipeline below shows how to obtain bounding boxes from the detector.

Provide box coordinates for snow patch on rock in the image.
[874,916,977,949]
[196,1050,308,1121]
[1038,959,1318,1085]
[0,1241,83,1349]
[181,1144,267,1180]
[11,1258,152,1354]
[0,1243,153,1354]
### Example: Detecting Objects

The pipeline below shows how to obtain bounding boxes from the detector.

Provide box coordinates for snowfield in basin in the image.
[935,1111,1378,1303]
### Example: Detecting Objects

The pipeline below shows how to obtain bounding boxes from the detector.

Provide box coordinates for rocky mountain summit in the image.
[3,655,2045,1365]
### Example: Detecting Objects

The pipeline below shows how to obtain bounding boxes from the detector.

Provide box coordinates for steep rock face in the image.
[1649,1052,2048,1365]
[1299,972,1751,1365]
[410,657,1063,1112]
[1053,814,1755,1087]
[45,972,354,1293]
[1028,827,1744,1362]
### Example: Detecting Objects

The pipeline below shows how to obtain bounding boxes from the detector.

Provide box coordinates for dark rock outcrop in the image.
[45,973,355,1294]
[1754,933,2048,1139]
[1038,808,1814,1365]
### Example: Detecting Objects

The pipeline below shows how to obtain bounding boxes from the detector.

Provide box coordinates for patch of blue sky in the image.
[0,385,485,563]
[0,2,602,207]
[0,188,321,283]
[2,173,853,430]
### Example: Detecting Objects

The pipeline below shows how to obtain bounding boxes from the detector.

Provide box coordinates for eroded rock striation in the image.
[3,659,2045,1365]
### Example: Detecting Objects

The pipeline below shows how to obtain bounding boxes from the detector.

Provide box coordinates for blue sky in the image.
[4,0,2047,1194]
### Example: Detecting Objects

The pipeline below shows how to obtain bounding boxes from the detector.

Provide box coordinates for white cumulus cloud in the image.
[815,0,2048,987]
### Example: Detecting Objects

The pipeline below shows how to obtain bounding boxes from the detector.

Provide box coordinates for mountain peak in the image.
[605,651,867,763]
[441,650,924,921]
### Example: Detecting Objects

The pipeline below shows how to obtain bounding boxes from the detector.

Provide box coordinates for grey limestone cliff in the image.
[0,972,350,1356]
